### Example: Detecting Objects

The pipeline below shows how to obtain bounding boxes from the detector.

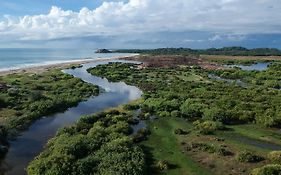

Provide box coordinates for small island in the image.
[95,49,111,53]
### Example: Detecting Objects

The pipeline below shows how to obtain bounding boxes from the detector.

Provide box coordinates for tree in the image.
[203,107,229,123]
[268,151,281,164]
[180,99,205,120]
[252,164,281,175]
[0,96,6,108]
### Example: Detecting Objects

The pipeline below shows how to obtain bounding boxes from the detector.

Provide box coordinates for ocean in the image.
[0,48,130,71]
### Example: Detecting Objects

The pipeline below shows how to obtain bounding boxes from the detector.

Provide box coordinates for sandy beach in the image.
[0,56,137,76]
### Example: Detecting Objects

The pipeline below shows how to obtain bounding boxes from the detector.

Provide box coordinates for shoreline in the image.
[0,55,138,76]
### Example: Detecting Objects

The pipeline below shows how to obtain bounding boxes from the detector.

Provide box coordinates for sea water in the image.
[0,48,130,71]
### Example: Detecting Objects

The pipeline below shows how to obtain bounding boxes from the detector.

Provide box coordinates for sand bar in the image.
[0,55,137,76]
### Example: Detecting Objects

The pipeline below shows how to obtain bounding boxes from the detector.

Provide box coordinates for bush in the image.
[188,142,232,157]
[28,110,146,175]
[157,111,170,118]
[174,128,189,135]
[123,104,140,110]
[255,110,281,128]
[133,128,150,143]
[203,107,233,124]
[0,126,8,157]
[193,120,224,135]
[171,110,180,118]
[252,164,281,175]
[180,99,205,120]
[0,96,6,108]
[216,146,233,156]
[141,104,154,113]
[0,125,8,157]
[157,160,169,171]
[29,91,44,101]
[7,88,19,96]
[236,151,264,163]
[268,151,281,164]
[190,142,216,153]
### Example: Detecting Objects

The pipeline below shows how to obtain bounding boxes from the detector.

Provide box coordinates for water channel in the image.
[0,60,143,175]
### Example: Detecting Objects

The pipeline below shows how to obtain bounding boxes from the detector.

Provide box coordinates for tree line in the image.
[115,47,281,56]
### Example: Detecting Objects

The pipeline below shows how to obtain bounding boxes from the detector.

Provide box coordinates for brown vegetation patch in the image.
[122,55,203,68]
[122,55,228,70]
[121,54,281,70]
[200,62,226,70]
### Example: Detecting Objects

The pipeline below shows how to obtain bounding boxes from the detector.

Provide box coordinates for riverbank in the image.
[0,59,142,175]
[0,63,101,171]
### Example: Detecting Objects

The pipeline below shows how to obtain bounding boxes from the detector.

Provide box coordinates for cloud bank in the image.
[0,0,280,48]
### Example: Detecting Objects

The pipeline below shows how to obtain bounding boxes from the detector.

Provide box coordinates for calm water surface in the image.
[208,74,247,87]
[225,62,271,71]
[0,60,142,175]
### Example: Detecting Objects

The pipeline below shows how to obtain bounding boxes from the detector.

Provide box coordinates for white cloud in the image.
[0,0,281,41]
[208,34,246,41]
[209,35,222,41]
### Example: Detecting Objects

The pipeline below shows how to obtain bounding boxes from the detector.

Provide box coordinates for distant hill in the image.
[115,47,281,56]
[95,49,111,53]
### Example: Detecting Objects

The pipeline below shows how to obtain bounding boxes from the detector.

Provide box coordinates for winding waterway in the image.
[0,60,142,175]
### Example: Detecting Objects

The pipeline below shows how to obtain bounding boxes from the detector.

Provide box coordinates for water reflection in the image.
[1,60,142,175]
[225,62,271,71]
[208,74,247,87]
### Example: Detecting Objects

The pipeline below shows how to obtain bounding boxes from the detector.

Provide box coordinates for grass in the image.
[141,117,211,175]
[176,73,204,82]
[228,124,281,145]
[141,117,281,175]
[216,125,281,153]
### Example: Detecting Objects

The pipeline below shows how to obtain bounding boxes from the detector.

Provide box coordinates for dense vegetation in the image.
[211,62,281,89]
[87,62,281,174]
[115,47,281,56]
[0,69,99,157]
[88,63,281,128]
[27,109,146,175]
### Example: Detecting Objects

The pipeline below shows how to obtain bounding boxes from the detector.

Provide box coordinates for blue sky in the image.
[0,0,281,49]
[0,0,110,16]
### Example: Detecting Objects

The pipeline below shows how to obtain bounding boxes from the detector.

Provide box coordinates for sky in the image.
[0,0,281,49]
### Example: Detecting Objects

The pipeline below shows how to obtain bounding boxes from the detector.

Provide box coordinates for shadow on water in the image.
[0,60,142,175]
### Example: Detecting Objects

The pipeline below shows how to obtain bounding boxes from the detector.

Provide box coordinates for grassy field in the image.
[141,117,211,175]
[227,125,281,146]
[141,117,281,175]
